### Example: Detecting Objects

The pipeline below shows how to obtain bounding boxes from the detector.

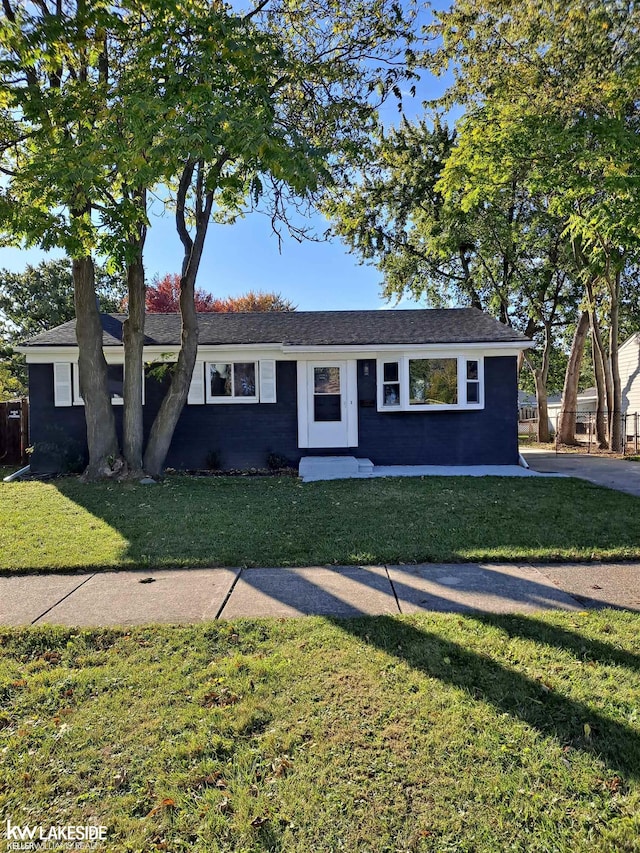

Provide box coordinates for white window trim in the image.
[377,355,485,412]
[71,363,144,407]
[205,361,259,404]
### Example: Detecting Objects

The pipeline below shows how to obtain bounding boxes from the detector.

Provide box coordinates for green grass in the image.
[1,475,640,573]
[0,612,639,851]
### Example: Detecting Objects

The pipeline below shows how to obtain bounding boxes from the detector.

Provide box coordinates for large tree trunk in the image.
[142,271,198,477]
[590,318,609,449]
[558,310,589,445]
[122,220,146,473]
[526,320,552,443]
[73,255,122,478]
[517,317,537,376]
[142,162,213,477]
[534,369,551,442]
[609,270,623,452]
[585,278,609,449]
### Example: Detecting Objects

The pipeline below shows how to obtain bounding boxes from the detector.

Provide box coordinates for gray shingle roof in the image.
[21,308,530,348]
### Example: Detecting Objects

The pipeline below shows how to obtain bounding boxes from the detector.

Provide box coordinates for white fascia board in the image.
[20,342,284,364]
[20,338,533,364]
[21,347,126,364]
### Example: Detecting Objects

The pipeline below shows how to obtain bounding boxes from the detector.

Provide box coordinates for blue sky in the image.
[0,2,453,312]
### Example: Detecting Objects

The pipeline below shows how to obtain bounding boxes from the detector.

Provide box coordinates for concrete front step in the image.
[299,456,374,481]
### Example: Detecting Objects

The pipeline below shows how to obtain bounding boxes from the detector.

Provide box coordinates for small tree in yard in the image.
[1,0,418,479]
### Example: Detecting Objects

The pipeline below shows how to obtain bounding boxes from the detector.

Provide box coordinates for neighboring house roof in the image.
[20,308,531,349]
[546,388,598,412]
[578,387,597,401]
[619,331,640,354]
[518,391,538,406]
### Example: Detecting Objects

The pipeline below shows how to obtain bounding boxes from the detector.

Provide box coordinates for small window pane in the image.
[314,394,341,421]
[383,362,399,383]
[314,367,340,394]
[467,360,478,381]
[467,381,479,404]
[409,358,458,405]
[107,364,123,399]
[234,362,256,397]
[383,383,401,406]
[210,363,232,397]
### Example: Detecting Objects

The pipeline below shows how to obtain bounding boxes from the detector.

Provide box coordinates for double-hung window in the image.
[207,362,257,402]
[54,362,137,407]
[381,361,401,407]
[377,356,483,411]
[188,359,277,405]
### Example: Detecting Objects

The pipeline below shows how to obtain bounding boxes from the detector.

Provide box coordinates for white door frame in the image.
[297,360,358,449]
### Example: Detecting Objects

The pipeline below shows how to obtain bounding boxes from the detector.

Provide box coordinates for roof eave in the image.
[19,338,533,363]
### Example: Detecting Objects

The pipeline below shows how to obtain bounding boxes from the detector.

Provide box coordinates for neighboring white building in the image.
[619,332,640,416]
[543,332,640,433]
[546,388,597,426]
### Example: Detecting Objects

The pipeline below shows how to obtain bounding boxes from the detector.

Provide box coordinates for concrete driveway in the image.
[522,450,640,497]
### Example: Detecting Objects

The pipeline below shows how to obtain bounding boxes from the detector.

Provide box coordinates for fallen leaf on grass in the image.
[202,688,241,708]
[113,769,128,790]
[251,816,268,828]
[146,798,176,818]
[271,756,294,777]
[218,798,232,814]
[191,775,227,791]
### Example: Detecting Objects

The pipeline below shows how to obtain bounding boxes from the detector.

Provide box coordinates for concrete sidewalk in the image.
[1,562,639,626]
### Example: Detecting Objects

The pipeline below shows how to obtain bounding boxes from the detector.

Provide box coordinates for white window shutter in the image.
[53,363,73,407]
[188,362,205,404]
[72,363,84,405]
[259,360,277,403]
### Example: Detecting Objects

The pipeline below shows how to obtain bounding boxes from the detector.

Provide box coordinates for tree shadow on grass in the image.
[327,613,640,781]
[40,474,640,572]
[225,565,640,780]
[473,612,640,673]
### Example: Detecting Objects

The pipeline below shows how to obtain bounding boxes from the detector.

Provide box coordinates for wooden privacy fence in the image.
[0,398,29,466]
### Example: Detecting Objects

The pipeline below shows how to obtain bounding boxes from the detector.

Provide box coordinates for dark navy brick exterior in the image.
[29,355,519,471]
[29,364,99,468]
[353,356,518,466]
[160,362,299,470]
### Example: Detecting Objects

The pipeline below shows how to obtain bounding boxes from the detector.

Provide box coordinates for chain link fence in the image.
[519,410,640,454]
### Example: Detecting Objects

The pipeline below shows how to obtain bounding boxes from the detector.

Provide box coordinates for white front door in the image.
[298,361,358,448]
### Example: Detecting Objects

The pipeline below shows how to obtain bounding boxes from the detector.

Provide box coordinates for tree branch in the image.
[176,161,196,262]
[243,0,271,21]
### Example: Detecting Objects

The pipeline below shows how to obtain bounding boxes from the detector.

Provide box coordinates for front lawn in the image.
[1,475,640,572]
[0,612,638,851]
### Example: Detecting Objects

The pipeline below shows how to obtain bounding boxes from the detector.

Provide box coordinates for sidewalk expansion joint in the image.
[214,568,243,620]
[384,566,403,614]
[31,573,97,625]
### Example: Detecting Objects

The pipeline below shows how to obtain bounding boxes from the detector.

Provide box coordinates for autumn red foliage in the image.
[142,273,296,313]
